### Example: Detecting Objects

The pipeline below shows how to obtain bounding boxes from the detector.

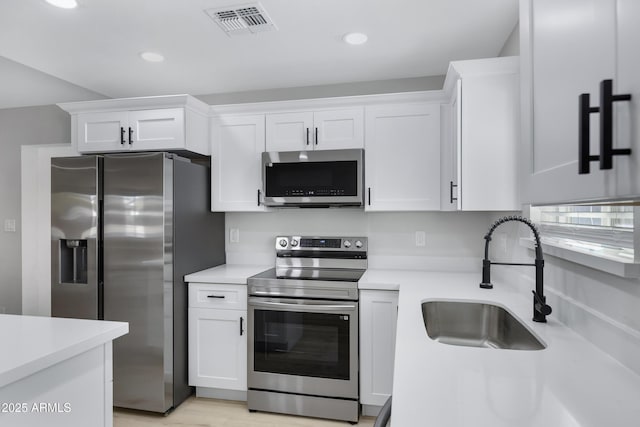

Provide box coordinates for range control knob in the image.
[355,240,363,248]
[278,239,288,248]
[290,239,299,247]
[343,240,352,249]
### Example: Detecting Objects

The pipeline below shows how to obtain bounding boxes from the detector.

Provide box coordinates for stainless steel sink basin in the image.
[422,301,546,350]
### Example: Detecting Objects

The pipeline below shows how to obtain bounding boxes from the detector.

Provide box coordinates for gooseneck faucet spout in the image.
[479,215,552,323]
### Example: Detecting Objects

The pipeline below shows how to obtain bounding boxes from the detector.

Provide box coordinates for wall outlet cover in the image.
[415,231,426,247]
[229,228,240,243]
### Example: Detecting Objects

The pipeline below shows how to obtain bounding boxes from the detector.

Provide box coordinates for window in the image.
[529,204,636,262]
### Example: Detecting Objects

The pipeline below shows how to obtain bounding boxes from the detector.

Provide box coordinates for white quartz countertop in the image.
[184,264,272,284]
[0,314,128,388]
[360,269,640,427]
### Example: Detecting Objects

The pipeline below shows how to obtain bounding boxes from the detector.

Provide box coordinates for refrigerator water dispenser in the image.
[58,239,88,284]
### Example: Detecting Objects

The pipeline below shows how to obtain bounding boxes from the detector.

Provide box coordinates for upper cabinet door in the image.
[211,115,267,212]
[313,108,364,150]
[615,0,640,198]
[127,108,185,151]
[265,109,364,151]
[521,0,640,204]
[365,103,441,211]
[76,111,129,153]
[265,112,313,152]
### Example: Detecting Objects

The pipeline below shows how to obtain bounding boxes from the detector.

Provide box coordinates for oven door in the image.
[248,297,358,399]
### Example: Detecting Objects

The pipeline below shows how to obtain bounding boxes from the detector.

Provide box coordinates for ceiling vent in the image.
[205,3,277,36]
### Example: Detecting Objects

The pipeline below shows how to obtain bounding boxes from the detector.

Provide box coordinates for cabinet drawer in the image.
[188,283,247,310]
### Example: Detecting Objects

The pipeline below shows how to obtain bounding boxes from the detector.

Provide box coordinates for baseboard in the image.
[195,387,247,401]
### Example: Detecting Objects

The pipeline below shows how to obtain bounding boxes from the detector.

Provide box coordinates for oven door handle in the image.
[249,299,357,312]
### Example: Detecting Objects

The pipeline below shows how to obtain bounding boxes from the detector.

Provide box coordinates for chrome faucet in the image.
[479,215,552,323]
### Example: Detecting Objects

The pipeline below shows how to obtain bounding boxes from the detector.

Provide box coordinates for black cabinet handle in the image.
[240,316,244,336]
[207,295,225,299]
[368,187,371,206]
[599,79,632,170]
[449,181,458,204]
[306,127,310,146]
[257,189,261,206]
[578,93,600,174]
[578,79,632,174]
[128,127,133,145]
[315,127,318,145]
[120,127,125,145]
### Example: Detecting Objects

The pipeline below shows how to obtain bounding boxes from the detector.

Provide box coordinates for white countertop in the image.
[184,264,272,284]
[360,269,640,427]
[0,314,128,388]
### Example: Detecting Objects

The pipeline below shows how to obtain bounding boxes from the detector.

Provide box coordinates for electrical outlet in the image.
[415,231,426,247]
[229,228,240,243]
[496,233,507,255]
[4,219,16,233]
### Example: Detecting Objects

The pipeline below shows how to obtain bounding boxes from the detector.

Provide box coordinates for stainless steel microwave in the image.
[261,149,364,207]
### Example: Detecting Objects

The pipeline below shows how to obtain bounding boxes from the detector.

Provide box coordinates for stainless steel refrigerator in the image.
[51,152,225,413]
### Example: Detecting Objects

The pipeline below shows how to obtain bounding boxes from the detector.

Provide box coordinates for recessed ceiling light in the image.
[45,0,78,9]
[140,52,165,63]
[343,32,368,45]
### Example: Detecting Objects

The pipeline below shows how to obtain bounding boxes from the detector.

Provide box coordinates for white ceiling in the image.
[0,0,518,105]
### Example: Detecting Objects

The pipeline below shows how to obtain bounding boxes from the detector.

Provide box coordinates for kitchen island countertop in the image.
[359,269,640,427]
[0,314,128,388]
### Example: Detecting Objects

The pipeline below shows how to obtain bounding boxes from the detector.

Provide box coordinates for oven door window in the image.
[253,309,350,380]
[264,161,358,197]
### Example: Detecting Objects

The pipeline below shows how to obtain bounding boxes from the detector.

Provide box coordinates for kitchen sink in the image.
[422,300,546,350]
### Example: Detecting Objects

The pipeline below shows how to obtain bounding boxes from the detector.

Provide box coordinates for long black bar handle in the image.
[315,127,318,145]
[306,127,310,146]
[257,189,261,206]
[207,295,225,299]
[120,127,125,145]
[128,127,133,145]
[240,316,244,336]
[368,187,371,206]
[599,79,632,170]
[578,93,600,174]
[449,181,458,204]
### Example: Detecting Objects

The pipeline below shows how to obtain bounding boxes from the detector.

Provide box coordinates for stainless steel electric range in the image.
[247,236,367,423]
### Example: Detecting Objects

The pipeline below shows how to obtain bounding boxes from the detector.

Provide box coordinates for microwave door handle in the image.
[249,299,356,312]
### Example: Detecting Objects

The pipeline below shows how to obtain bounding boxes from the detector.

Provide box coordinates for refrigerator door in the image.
[103,152,173,413]
[51,156,100,320]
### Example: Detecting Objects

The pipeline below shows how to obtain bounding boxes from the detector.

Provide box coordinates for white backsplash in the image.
[487,213,640,377]
[225,210,492,270]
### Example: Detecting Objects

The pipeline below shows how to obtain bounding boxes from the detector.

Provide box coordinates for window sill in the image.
[519,237,640,278]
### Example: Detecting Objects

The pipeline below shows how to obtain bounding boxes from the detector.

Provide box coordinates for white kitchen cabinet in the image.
[520,0,640,204]
[265,108,364,151]
[188,283,247,392]
[59,95,210,155]
[359,290,398,410]
[211,114,267,212]
[364,103,441,211]
[441,57,520,211]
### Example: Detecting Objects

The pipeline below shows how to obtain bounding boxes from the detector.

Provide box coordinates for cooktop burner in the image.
[251,267,366,283]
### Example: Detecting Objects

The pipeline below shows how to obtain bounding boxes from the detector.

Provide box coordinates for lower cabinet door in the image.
[188,307,247,391]
[359,290,399,406]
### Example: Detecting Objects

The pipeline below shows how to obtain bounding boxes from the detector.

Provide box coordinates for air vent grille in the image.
[205,3,277,36]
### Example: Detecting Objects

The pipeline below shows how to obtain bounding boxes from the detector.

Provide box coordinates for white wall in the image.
[225,210,492,271]
[487,212,640,377]
[499,23,520,57]
[0,106,75,314]
[0,56,106,109]
[196,76,445,105]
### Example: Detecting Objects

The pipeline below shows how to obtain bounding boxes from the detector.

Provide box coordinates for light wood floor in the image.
[114,397,375,427]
